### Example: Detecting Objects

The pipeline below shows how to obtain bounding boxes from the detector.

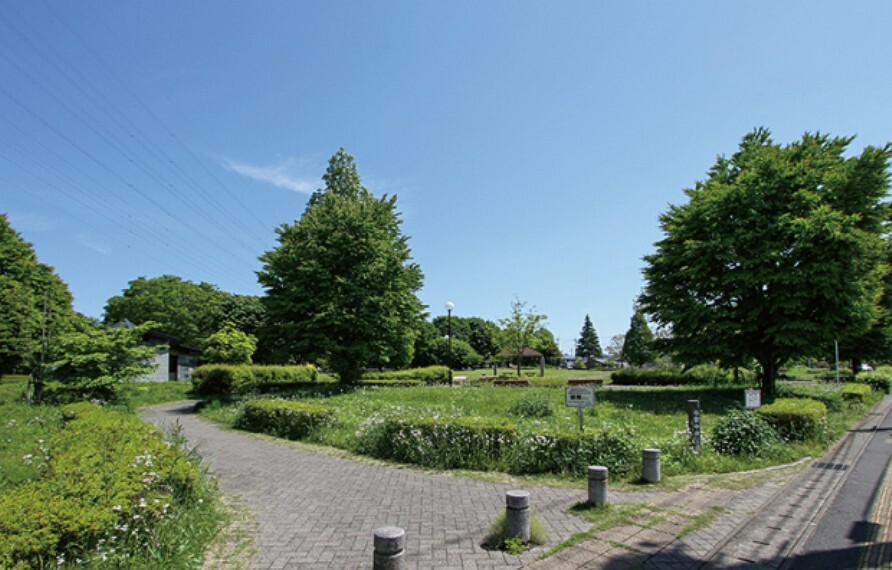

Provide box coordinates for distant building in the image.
[114,320,202,382]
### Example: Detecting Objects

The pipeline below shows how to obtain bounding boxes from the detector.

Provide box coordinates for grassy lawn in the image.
[199,380,882,482]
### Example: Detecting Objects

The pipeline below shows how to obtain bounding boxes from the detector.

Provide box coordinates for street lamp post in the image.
[445,301,454,386]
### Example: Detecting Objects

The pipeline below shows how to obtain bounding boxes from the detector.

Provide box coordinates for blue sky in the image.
[2,2,891,354]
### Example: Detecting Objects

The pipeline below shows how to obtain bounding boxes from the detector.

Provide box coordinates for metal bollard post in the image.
[642,448,661,483]
[505,490,531,542]
[587,466,609,505]
[373,526,405,570]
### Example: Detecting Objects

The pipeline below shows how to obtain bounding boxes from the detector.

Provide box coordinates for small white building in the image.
[115,320,202,382]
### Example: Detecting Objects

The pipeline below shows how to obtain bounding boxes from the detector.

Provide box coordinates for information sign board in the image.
[744,389,762,410]
[565,385,595,408]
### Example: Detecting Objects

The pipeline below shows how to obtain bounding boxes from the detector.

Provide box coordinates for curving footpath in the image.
[142,401,627,569]
[143,397,892,569]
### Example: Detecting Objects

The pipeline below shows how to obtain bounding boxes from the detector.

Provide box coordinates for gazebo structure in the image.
[496,347,546,377]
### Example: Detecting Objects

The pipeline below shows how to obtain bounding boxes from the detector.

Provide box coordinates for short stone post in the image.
[587,466,609,505]
[373,526,405,570]
[642,448,661,483]
[505,490,531,542]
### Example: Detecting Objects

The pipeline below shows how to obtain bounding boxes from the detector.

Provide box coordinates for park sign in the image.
[566,385,595,408]
[744,389,761,410]
[566,385,596,432]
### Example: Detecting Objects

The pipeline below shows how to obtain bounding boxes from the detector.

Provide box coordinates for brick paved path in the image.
[143,401,643,569]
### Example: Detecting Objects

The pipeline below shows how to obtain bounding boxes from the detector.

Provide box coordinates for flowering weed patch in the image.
[0,401,217,568]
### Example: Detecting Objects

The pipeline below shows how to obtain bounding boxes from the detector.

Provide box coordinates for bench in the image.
[567,378,604,386]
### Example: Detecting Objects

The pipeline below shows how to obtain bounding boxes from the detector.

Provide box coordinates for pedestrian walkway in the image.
[143,401,645,569]
[143,396,892,569]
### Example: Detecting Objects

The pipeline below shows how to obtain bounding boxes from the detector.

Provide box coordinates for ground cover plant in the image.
[199,380,882,482]
[0,378,224,568]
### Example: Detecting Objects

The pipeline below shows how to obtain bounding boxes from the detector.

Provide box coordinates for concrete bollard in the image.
[373,526,405,570]
[642,448,661,483]
[505,490,531,542]
[587,466,609,505]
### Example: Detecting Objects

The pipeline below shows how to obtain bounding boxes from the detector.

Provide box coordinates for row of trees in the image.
[6,131,890,396]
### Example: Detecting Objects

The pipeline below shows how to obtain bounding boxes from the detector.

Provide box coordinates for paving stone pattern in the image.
[144,397,892,569]
[143,401,613,569]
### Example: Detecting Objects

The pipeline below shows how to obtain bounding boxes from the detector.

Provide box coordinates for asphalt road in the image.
[791,398,892,569]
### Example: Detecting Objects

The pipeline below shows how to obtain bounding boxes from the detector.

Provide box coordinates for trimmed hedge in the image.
[0,403,201,568]
[757,398,827,442]
[509,428,639,477]
[842,383,873,403]
[611,368,705,386]
[611,366,753,387]
[235,399,336,440]
[357,416,517,470]
[858,371,892,394]
[192,364,318,396]
[353,414,638,477]
[361,366,450,386]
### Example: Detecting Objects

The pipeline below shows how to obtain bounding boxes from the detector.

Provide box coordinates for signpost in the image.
[744,389,761,410]
[687,400,701,453]
[566,385,596,431]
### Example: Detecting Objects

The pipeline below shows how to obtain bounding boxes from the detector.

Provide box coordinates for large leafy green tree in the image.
[622,309,655,367]
[258,149,424,382]
[0,214,76,376]
[640,129,890,397]
[103,275,224,347]
[575,314,603,364]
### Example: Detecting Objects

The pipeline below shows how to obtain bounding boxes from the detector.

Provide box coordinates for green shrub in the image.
[509,428,639,477]
[611,368,694,386]
[360,378,425,387]
[817,369,855,383]
[685,365,756,386]
[362,366,450,386]
[192,364,318,396]
[777,383,846,412]
[0,403,202,568]
[235,399,336,440]
[508,393,554,418]
[356,416,516,470]
[858,371,892,394]
[757,398,827,442]
[711,410,778,457]
[842,383,873,403]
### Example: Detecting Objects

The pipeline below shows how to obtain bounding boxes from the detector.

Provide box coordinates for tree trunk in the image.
[851,357,861,379]
[758,354,779,402]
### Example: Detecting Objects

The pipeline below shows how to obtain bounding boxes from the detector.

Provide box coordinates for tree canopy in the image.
[103,275,223,347]
[0,214,76,375]
[257,149,424,382]
[640,129,891,397]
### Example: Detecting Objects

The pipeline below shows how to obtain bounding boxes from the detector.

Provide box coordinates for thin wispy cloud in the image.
[221,157,318,194]
[76,234,112,256]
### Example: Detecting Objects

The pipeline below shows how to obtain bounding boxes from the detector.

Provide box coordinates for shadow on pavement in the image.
[565,539,890,569]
